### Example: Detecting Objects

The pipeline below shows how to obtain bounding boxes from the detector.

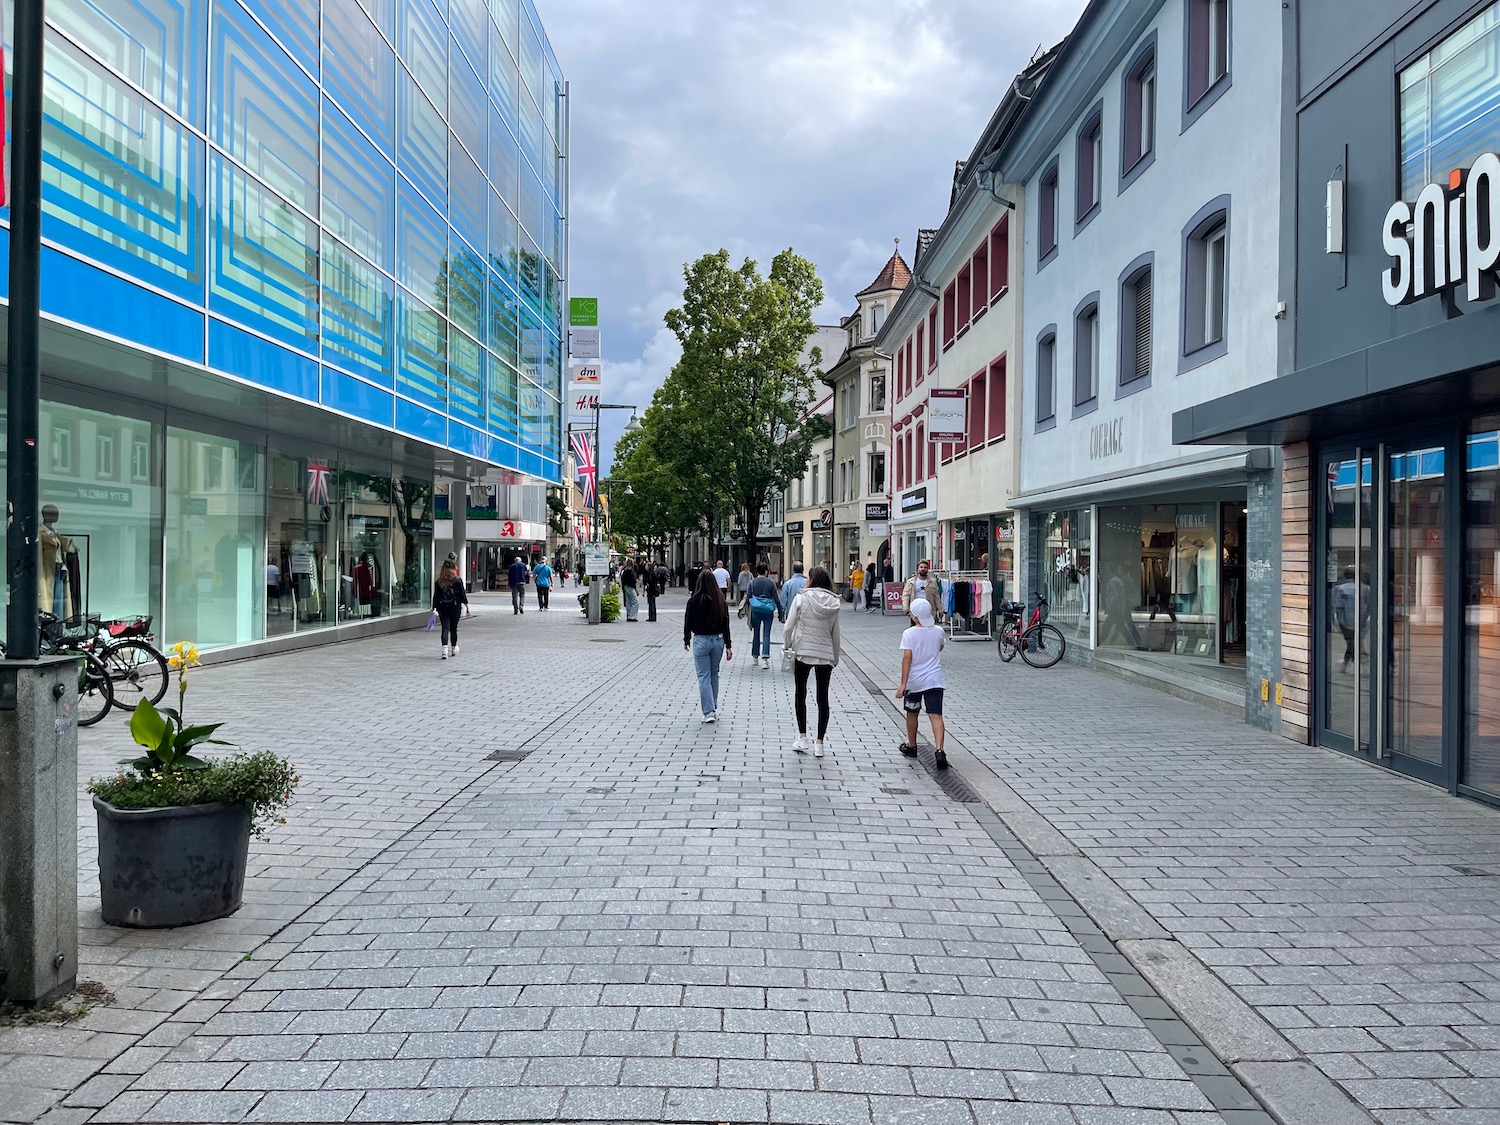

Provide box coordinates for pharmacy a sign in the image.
[1382,152,1500,306]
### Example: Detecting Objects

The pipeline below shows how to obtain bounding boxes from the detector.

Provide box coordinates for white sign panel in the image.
[567,384,600,423]
[1382,150,1500,306]
[585,544,610,576]
[569,361,602,384]
[927,389,967,442]
[568,327,601,360]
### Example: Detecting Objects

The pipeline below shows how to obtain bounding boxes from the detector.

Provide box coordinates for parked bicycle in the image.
[88,616,169,712]
[997,591,1067,669]
[1,612,117,725]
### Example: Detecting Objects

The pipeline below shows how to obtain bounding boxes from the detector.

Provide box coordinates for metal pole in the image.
[587,399,601,623]
[6,0,45,659]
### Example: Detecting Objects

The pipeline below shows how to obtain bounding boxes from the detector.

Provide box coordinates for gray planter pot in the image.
[92,797,251,928]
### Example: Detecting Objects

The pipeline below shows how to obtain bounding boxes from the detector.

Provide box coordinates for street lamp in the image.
[582,400,640,623]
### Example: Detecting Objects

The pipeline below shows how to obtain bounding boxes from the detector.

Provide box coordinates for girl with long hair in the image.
[430,557,470,659]
[684,567,734,721]
[782,565,841,757]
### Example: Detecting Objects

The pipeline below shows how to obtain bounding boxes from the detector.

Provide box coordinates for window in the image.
[1400,3,1500,199]
[988,359,1006,441]
[942,281,957,346]
[969,373,987,448]
[926,308,937,368]
[51,426,74,474]
[1076,107,1104,223]
[1119,255,1154,390]
[811,462,819,506]
[871,304,884,333]
[1123,40,1157,183]
[840,384,857,430]
[1036,331,1057,426]
[1073,298,1100,411]
[868,452,886,495]
[957,265,972,331]
[96,433,117,479]
[1182,198,1230,368]
[915,423,925,479]
[870,372,886,413]
[990,218,1010,295]
[911,328,922,392]
[824,457,833,503]
[1039,160,1059,261]
[1186,0,1230,116]
[132,437,150,482]
[972,243,989,312]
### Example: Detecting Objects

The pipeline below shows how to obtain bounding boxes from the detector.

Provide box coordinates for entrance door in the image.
[1319,444,1449,783]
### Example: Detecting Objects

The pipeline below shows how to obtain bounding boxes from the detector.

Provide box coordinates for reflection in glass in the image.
[321,234,393,386]
[323,0,395,153]
[1468,424,1500,795]
[1388,444,1445,765]
[266,451,335,637]
[1040,508,1092,642]
[1323,455,1373,748]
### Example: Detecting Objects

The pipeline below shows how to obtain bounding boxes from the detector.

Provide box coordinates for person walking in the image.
[713,559,730,600]
[684,568,733,722]
[864,557,878,611]
[779,561,807,616]
[901,559,942,623]
[533,559,554,610]
[431,557,471,659]
[644,561,661,622]
[621,559,640,622]
[736,562,752,606]
[783,566,840,758]
[1333,567,1370,671]
[508,555,529,614]
[849,557,864,611]
[746,562,782,670]
[896,599,948,768]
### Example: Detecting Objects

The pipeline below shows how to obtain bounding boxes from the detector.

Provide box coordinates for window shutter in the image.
[1134,272,1152,380]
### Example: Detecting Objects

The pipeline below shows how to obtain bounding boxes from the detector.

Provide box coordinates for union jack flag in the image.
[306,462,332,507]
[570,431,596,509]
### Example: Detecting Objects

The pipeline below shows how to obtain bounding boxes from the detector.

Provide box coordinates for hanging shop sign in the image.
[926,388,967,442]
[810,514,832,531]
[865,502,889,521]
[569,297,599,327]
[585,543,610,576]
[569,361,601,384]
[900,486,929,513]
[1382,151,1500,307]
[785,521,804,534]
[567,385,600,423]
[568,327,601,359]
[867,522,888,537]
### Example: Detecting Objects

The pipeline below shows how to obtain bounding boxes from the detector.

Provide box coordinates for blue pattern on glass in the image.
[237,0,318,77]
[324,0,396,155]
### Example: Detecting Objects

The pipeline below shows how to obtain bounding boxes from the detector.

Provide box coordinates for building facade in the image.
[3,0,567,653]
[992,0,1281,711]
[1177,0,1500,803]
[783,326,844,578]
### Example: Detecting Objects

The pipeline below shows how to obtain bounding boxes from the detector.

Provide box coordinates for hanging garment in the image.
[65,547,82,618]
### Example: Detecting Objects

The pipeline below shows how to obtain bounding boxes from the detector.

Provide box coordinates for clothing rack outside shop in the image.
[939,570,994,642]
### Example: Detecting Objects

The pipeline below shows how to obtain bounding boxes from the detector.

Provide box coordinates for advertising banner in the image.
[927,388,967,442]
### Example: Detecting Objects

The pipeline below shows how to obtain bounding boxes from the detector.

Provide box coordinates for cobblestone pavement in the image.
[0,591,1496,1123]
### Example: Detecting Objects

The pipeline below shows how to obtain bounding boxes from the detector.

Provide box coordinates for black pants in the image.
[438,606,461,645]
[647,593,657,621]
[794,661,833,740]
[537,585,550,609]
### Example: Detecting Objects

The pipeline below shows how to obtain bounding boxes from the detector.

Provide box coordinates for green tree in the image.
[651,248,829,562]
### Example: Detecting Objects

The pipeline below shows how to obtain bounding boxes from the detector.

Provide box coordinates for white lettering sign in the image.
[927,389,967,442]
[1382,151,1500,306]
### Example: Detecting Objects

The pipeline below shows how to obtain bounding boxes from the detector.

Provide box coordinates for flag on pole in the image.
[570,431,596,509]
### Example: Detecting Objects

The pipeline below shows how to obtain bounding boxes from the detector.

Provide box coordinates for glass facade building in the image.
[1,0,567,651]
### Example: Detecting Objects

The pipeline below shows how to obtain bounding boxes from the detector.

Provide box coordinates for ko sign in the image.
[1382,151,1500,307]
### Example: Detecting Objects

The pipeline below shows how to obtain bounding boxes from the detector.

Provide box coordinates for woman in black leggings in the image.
[781,565,842,758]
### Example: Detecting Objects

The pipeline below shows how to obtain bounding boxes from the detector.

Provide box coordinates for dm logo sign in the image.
[1382,152,1500,307]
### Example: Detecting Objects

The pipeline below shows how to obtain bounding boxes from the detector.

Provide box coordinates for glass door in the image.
[1323,453,1374,751]
[1387,443,1446,776]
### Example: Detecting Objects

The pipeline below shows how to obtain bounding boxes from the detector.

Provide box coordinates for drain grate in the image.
[484,747,535,763]
[880,786,912,796]
[918,754,980,802]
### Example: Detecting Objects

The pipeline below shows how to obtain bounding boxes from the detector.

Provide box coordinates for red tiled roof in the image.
[856,249,912,297]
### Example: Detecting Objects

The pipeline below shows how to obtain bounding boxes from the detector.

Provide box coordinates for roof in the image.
[913,228,938,271]
[855,248,912,298]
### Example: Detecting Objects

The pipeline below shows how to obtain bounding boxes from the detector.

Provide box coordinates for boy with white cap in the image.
[896,598,948,769]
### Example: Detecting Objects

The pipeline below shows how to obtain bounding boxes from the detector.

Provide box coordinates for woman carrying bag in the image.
[745,562,782,670]
[782,566,840,758]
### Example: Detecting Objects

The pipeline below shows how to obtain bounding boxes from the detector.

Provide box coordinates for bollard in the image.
[0,657,79,1008]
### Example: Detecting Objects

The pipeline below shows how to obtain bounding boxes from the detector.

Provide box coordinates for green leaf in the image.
[175,755,212,770]
[128,699,168,752]
[175,723,226,749]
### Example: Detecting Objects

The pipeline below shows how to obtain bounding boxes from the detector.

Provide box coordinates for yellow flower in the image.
[168,655,182,670]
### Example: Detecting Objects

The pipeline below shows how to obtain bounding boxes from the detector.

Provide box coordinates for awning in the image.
[1012,448,1269,511]
[1174,304,1500,447]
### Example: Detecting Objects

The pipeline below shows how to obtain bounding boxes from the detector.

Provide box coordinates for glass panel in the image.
[266,450,336,637]
[450,0,488,76]
[493,0,519,64]
[489,358,520,441]
[1042,508,1092,642]
[444,244,485,341]
[490,109,519,212]
[1388,444,1446,764]
[449,328,486,424]
[490,22,520,144]
[31,401,163,630]
[322,99,394,269]
[489,269,520,367]
[1467,422,1500,795]
[450,49,487,171]
[323,0,395,153]
[449,138,487,254]
[237,0,317,74]
[490,191,519,288]
[321,234,393,385]
[165,426,266,649]
[397,287,448,409]
[1399,1,1500,198]
[519,230,544,314]
[53,0,206,124]
[1323,454,1373,747]
[399,0,448,113]
[389,474,434,611]
[398,71,448,213]
[397,178,447,306]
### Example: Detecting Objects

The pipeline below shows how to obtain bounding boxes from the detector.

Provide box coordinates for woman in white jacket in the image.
[782,565,841,758]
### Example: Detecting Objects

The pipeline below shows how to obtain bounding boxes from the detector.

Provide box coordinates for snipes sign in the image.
[1382,152,1500,306]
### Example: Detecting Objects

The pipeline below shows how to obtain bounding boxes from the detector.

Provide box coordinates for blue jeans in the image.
[691,635,724,714]
[750,609,775,658]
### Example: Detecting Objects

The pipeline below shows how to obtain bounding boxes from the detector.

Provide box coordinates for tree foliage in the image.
[645,248,829,560]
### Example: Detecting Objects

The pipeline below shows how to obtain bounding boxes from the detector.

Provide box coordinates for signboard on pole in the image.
[569,297,599,326]
[568,327,601,360]
[927,388,967,442]
[883,583,905,615]
[567,385,600,423]
[569,361,601,384]
[585,543,610,576]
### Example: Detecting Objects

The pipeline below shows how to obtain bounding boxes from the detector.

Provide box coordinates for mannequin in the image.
[1175,537,1201,613]
[38,505,78,620]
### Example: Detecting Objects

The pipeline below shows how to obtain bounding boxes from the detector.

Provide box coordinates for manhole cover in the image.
[485,748,534,762]
[881,786,911,795]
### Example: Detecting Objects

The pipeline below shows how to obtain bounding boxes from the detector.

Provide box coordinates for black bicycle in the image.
[88,615,169,712]
[12,612,117,726]
[997,591,1067,669]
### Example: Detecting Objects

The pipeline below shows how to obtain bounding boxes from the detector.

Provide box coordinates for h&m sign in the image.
[1382,152,1500,307]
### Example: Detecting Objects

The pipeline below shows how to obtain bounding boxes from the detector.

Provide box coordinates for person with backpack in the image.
[745,562,782,670]
[430,557,470,659]
[783,566,840,758]
[533,559,554,610]
[507,556,529,614]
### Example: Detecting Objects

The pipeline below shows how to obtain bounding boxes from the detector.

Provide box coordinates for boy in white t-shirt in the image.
[895,599,948,769]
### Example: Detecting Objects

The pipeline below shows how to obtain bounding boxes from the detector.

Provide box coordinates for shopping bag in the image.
[426,610,438,631]
[781,648,795,673]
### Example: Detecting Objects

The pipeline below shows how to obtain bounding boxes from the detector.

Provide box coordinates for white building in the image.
[783,325,847,577]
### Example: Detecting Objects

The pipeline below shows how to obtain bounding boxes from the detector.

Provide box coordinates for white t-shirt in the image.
[713,567,730,590]
[910,575,930,603]
[901,624,946,693]
[265,563,280,586]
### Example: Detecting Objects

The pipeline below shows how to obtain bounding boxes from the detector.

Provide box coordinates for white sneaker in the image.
[791,735,809,753]
[762,656,771,670]
[440,645,449,659]
[451,645,460,655]
[814,741,824,758]
[702,711,717,723]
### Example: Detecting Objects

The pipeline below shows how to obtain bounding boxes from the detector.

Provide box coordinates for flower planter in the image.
[93,797,251,928]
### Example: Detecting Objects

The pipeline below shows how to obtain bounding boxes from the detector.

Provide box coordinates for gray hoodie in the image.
[783,587,842,666]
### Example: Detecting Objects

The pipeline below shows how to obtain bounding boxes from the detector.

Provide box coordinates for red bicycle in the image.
[997,591,1066,668]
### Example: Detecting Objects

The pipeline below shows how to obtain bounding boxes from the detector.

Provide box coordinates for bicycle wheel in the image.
[1020,623,1066,669]
[103,639,169,709]
[997,621,1020,662]
[76,652,115,727]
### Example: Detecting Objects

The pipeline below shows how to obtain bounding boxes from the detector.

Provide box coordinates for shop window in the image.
[1039,158,1060,263]
[1122,37,1157,187]
[1119,254,1154,392]
[1036,329,1057,428]
[1182,198,1230,370]
[1098,503,1218,658]
[1400,3,1500,199]
[1075,105,1104,227]
[868,452,886,495]
[1073,296,1101,413]
[1040,508,1093,641]
[1185,0,1230,126]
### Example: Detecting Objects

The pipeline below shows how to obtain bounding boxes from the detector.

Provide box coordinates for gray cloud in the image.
[536,0,1089,464]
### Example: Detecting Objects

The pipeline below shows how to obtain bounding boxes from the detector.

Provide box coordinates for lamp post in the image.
[583,402,641,623]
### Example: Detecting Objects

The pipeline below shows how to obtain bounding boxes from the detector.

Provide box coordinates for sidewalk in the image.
[0,591,1494,1123]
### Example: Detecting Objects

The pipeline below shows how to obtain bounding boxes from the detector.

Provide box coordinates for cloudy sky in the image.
[534,0,1090,467]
